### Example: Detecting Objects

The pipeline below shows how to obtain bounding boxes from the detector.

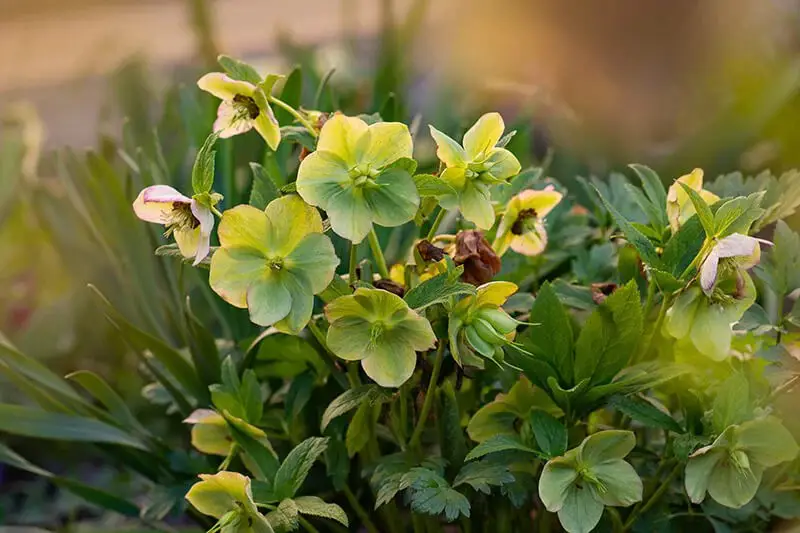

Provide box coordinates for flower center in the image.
[268,257,284,271]
[349,164,379,187]
[369,321,386,345]
[232,94,260,120]
[510,208,538,236]
[164,202,199,236]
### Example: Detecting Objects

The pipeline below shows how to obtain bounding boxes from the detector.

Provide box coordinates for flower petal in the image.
[591,459,642,506]
[295,151,352,208]
[253,105,281,150]
[714,233,759,259]
[685,447,723,504]
[185,471,252,518]
[429,125,467,167]
[463,112,504,161]
[539,458,578,512]
[317,114,369,165]
[473,281,518,309]
[210,248,268,308]
[174,227,201,259]
[558,485,604,533]
[273,272,314,334]
[735,416,799,468]
[484,147,521,181]
[357,122,413,168]
[197,72,256,100]
[516,187,563,218]
[218,205,270,255]
[664,287,702,340]
[510,228,547,256]
[700,249,721,293]
[579,430,635,466]
[326,316,374,361]
[707,458,762,509]
[361,338,417,388]
[213,101,254,139]
[264,195,324,256]
[690,303,733,361]
[460,181,495,230]
[246,274,292,327]
[285,233,339,294]
[326,187,375,243]
[393,314,437,353]
[364,169,420,228]
[190,201,215,265]
[133,185,190,223]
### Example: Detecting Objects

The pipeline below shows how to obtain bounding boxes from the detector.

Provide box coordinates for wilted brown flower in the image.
[374,279,406,298]
[590,282,618,304]
[454,230,501,285]
[417,239,446,262]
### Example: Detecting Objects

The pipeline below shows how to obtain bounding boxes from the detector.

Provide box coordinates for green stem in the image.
[306,320,349,390]
[637,293,671,362]
[349,241,359,284]
[342,486,380,533]
[642,278,656,319]
[409,343,445,451]
[368,227,390,279]
[623,463,681,531]
[267,96,318,138]
[608,507,624,533]
[411,513,426,533]
[298,516,321,533]
[210,205,223,217]
[426,208,447,240]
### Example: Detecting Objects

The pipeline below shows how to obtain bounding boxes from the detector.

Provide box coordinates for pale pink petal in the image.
[197,72,256,100]
[132,185,190,224]
[715,233,758,259]
[213,101,253,138]
[190,201,215,265]
[700,249,721,293]
[183,409,218,424]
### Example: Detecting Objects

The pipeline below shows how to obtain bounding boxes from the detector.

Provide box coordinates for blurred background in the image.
[3,0,800,528]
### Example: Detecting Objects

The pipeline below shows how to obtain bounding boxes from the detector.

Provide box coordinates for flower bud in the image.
[475,307,518,335]
[471,317,507,346]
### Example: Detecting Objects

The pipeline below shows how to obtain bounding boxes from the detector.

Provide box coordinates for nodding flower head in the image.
[494,186,562,257]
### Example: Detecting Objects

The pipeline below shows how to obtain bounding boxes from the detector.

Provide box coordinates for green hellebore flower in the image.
[198,73,281,150]
[210,195,339,333]
[185,471,273,533]
[685,417,799,509]
[295,114,419,243]
[429,113,521,230]
[325,288,436,388]
[539,430,642,533]
[448,281,522,367]
[184,409,232,456]
[663,272,756,361]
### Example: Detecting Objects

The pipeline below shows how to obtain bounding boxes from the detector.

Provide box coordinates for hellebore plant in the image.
[9,56,800,533]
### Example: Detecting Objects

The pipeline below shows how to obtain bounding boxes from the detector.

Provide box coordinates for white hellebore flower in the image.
[197,73,280,150]
[700,233,770,293]
[133,185,214,265]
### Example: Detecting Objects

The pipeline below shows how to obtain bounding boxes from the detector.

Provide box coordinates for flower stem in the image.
[622,462,681,531]
[211,205,223,217]
[298,516,321,533]
[426,208,447,240]
[267,96,318,138]
[349,241,359,284]
[367,227,390,279]
[342,485,380,533]
[409,343,445,451]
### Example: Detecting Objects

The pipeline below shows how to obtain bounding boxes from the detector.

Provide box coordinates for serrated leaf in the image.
[523,282,574,386]
[321,385,392,432]
[249,162,282,210]
[679,182,715,238]
[413,173,458,197]
[191,132,218,194]
[593,185,662,267]
[218,54,262,85]
[465,434,539,462]
[221,411,279,482]
[629,164,667,227]
[404,270,476,310]
[609,395,683,433]
[293,496,349,526]
[272,437,328,500]
[573,281,643,386]
[408,481,470,522]
[713,193,764,237]
[345,401,378,458]
[453,461,514,494]
[267,499,299,532]
[529,410,567,457]
[661,215,705,278]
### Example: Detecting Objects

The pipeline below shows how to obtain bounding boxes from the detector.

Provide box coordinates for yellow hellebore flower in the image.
[429,113,521,230]
[666,168,720,233]
[197,73,280,150]
[494,186,563,256]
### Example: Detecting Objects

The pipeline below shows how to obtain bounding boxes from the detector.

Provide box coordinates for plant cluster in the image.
[3,54,800,533]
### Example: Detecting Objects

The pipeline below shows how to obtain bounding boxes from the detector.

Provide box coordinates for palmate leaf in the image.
[402,468,471,522]
[453,460,515,494]
[592,185,662,268]
[403,269,476,310]
[272,437,328,500]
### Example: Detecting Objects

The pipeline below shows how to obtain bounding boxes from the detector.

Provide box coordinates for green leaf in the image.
[191,132,219,194]
[185,298,221,389]
[713,193,764,237]
[404,468,471,522]
[221,411,279,482]
[346,401,377,458]
[293,496,349,527]
[218,54,263,85]
[255,333,326,379]
[629,164,667,227]
[439,381,467,469]
[403,270,476,310]
[91,286,203,408]
[66,371,146,434]
[267,499,299,532]
[249,162,282,210]
[530,410,567,457]
[453,460,514,494]
[679,182,715,237]
[241,370,264,423]
[465,434,540,462]
[661,215,705,278]
[275,67,302,126]
[272,437,328,500]
[413,173,458,197]
[712,373,751,434]
[608,395,683,433]
[0,404,148,450]
[320,385,393,432]
[573,282,643,386]
[523,282,574,386]
[0,443,140,517]
[593,185,662,267]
